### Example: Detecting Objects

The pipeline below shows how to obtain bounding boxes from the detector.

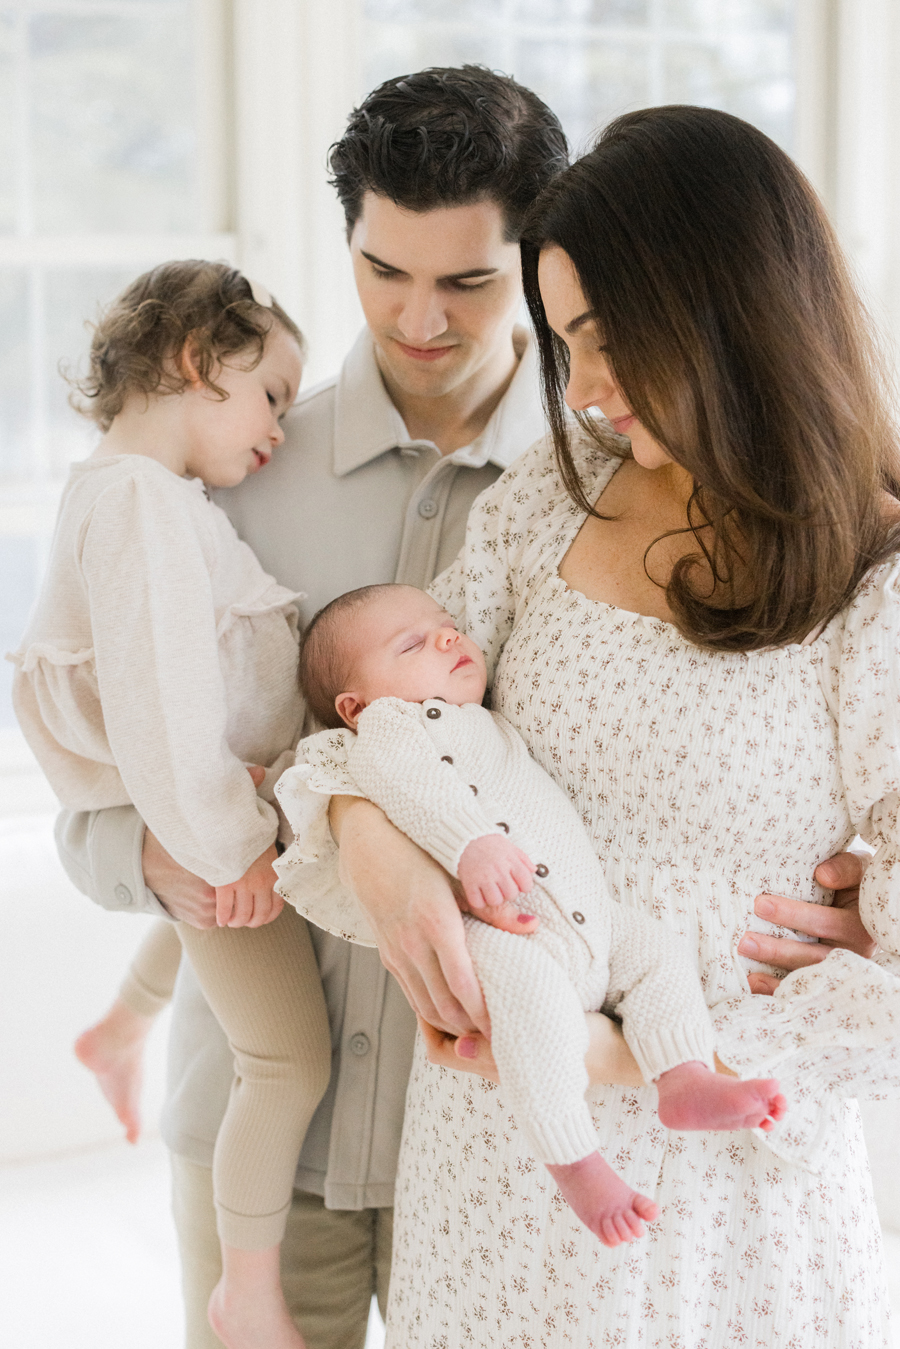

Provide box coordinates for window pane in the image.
[663,35,793,147]
[514,0,648,23]
[0,270,31,482]
[44,268,137,476]
[30,6,199,234]
[365,23,507,94]
[514,39,650,152]
[365,0,501,19]
[664,0,792,31]
[0,536,38,728]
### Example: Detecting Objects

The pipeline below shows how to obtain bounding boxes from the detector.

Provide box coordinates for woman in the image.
[330,107,900,1345]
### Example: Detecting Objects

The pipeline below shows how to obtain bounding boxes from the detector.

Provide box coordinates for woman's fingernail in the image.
[457,1037,478,1058]
[517,913,535,924]
[740,935,759,957]
[755,896,775,919]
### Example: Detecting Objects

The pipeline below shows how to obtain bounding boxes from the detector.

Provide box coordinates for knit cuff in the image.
[424,808,506,878]
[626,1020,716,1083]
[524,1104,600,1166]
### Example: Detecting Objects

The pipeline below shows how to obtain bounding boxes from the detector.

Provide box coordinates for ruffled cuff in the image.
[273,754,377,947]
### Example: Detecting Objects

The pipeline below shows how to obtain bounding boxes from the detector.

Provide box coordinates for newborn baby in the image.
[277,583,786,1248]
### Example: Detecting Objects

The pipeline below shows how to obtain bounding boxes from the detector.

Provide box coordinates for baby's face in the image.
[338,588,487,727]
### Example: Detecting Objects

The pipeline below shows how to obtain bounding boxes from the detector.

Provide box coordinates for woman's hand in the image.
[332,796,538,1038]
[738,852,874,994]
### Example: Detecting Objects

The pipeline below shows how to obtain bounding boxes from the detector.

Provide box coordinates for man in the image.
[56,66,568,1349]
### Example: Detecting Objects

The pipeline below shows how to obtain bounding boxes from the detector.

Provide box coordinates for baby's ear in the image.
[334,692,365,730]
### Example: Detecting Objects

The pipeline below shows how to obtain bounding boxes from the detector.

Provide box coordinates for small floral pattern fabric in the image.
[385,430,897,1348]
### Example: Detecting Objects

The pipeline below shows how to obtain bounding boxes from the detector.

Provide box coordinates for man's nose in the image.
[396,287,449,345]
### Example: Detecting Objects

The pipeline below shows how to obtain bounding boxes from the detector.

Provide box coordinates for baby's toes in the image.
[634,1193,659,1224]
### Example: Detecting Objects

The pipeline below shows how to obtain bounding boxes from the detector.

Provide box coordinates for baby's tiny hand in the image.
[457,834,536,910]
[214,843,283,928]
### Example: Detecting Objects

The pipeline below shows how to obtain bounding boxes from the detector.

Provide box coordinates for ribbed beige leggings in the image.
[120,910,331,1250]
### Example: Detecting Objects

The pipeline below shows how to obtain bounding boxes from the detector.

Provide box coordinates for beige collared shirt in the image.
[55,325,545,1209]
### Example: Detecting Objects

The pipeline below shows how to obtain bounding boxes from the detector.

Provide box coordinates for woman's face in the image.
[537,246,673,472]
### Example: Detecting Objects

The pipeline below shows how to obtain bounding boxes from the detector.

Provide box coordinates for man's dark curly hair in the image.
[329,65,568,241]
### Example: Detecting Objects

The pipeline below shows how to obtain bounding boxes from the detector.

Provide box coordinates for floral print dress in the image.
[385,430,899,1349]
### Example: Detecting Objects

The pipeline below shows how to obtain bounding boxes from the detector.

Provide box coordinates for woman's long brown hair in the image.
[521,105,900,651]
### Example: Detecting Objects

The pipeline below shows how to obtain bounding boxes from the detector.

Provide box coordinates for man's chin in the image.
[378,345,473,401]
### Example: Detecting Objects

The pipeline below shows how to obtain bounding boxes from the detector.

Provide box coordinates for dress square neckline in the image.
[549,451,826,657]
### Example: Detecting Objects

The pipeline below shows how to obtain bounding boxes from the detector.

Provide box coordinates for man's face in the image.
[349,193,523,401]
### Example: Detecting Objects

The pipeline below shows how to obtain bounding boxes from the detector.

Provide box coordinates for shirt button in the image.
[441,755,453,764]
[572,911,585,924]
[426,707,441,719]
[114,883,133,906]
[535,863,549,878]
[469,784,478,795]
[418,498,438,519]
[496,822,509,834]
[348,1032,371,1057]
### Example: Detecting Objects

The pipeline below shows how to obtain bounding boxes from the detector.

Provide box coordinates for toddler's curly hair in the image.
[70,260,305,431]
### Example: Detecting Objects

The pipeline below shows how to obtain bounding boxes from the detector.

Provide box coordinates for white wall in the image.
[0,755,169,1162]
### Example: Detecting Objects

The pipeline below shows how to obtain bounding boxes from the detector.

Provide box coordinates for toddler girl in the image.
[275,583,787,1247]
[10,261,330,1349]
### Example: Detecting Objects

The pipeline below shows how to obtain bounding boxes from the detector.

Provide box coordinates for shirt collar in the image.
[332,326,543,478]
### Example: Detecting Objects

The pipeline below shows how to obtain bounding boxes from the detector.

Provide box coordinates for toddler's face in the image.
[183,324,304,487]
[336,588,487,728]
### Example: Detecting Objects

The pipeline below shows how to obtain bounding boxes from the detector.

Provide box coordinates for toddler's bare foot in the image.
[546,1152,659,1247]
[208,1248,307,1349]
[656,1060,786,1132]
[74,998,153,1144]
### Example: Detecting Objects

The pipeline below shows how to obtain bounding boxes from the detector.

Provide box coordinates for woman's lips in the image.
[394,339,456,362]
[609,414,636,435]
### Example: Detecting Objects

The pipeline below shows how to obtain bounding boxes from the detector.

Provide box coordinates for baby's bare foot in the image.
[208,1276,307,1349]
[546,1152,659,1248]
[656,1060,787,1132]
[74,998,153,1145]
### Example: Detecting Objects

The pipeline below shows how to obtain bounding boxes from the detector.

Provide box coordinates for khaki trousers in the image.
[170,1154,393,1349]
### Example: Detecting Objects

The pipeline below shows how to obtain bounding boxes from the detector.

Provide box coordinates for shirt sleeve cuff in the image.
[55,805,171,918]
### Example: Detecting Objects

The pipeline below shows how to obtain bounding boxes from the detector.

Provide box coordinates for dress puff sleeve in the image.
[834,551,900,969]
[274,727,379,945]
[712,552,900,1172]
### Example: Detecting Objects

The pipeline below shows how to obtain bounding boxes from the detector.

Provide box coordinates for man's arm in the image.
[738,853,873,994]
[55,805,218,928]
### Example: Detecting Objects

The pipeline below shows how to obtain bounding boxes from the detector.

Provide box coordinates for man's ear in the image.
[334,692,366,730]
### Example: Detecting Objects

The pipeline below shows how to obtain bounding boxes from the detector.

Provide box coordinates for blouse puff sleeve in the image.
[712,552,900,1172]
[273,428,619,940]
[78,470,278,886]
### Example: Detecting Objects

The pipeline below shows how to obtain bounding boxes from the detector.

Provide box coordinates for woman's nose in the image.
[565,354,617,413]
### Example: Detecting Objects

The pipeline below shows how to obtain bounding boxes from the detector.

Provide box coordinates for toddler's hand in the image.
[214,843,283,928]
[457,834,536,910]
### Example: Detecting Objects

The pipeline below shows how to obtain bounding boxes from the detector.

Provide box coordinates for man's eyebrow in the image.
[360,250,498,283]
[565,310,598,335]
